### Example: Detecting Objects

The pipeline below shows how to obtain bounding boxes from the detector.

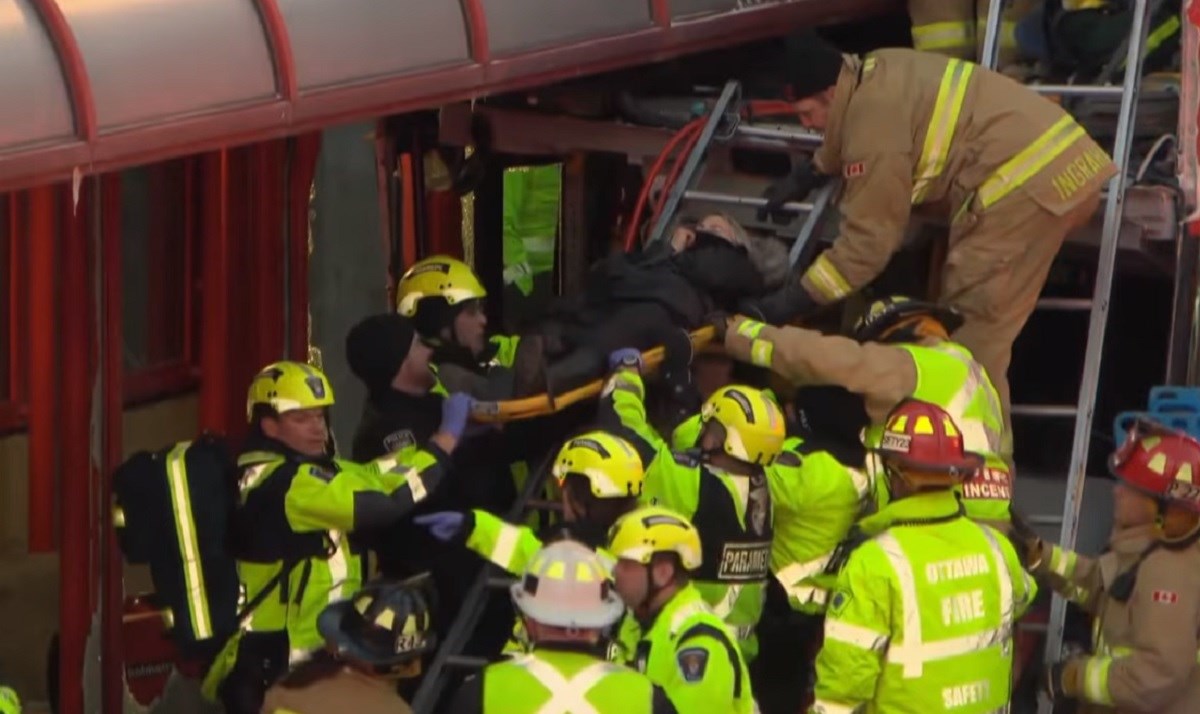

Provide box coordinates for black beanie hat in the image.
[345,313,415,394]
[782,29,845,99]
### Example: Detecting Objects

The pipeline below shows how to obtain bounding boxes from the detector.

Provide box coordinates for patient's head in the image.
[669,213,790,290]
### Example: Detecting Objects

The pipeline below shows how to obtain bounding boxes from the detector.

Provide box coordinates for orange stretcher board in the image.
[469,326,717,423]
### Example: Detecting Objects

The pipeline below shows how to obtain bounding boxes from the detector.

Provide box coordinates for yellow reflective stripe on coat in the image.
[804,252,853,302]
[1082,657,1116,706]
[1121,15,1181,70]
[166,443,213,640]
[912,59,974,204]
[977,115,1087,208]
[911,21,973,52]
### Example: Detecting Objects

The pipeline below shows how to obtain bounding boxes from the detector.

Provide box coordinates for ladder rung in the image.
[1027,514,1065,526]
[445,655,489,669]
[1011,404,1078,418]
[1036,297,1093,311]
[735,125,822,144]
[525,499,563,512]
[1029,84,1125,98]
[682,189,813,214]
[487,575,516,589]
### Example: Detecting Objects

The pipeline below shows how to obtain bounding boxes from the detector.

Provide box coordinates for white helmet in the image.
[510,540,625,629]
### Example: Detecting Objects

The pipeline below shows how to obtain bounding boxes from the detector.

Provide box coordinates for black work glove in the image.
[757,157,828,225]
[705,311,733,343]
[1006,507,1045,571]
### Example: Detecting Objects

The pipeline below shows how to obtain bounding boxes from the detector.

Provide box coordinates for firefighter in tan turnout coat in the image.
[751,34,1116,451]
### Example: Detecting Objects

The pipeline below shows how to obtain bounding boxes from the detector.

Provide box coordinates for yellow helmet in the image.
[396,256,487,318]
[700,385,786,465]
[607,506,702,570]
[246,361,335,421]
[551,431,645,499]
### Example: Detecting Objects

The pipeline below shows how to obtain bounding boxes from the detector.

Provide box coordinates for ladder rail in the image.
[1038,4,1154,714]
[788,180,838,268]
[646,80,741,245]
[410,447,559,714]
[978,0,1007,70]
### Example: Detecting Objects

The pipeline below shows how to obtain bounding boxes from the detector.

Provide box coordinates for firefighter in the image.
[905,0,1035,65]
[210,360,472,714]
[608,505,754,714]
[411,430,646,660]
[712,296,1013,528]
[754,386,873,714]
[811,399,1036,713]
[396,254,521,398]
[601,349,784,663]
[261,578,436,714]
[1009,418,1200,712]
[751,33,1115,443]
[446,540,678,713]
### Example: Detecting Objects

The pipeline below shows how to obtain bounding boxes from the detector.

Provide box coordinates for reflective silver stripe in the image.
[407,471,428,503]
[847,466,871,500]
[711,583,743,619]
[825,619,890,651]
[776,554,833,585]
[878,531,1016,678]
[490,523,521,570]
[788,585,829,606]
[877,533,925,677]
[519,655,611,714]
[810,699,864,714]
[931,343,1002,455]
[325,531,349,603]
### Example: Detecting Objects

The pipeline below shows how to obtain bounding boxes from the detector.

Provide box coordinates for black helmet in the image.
[316,576,437,673]
[852,296,964,343]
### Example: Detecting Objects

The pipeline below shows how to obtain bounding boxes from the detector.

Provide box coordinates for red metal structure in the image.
[0,1,914,711]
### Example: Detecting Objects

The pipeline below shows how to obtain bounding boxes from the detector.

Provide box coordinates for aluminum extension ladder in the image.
[976,1,1157,710]
[644,78,840,269]
[409,451,562,713]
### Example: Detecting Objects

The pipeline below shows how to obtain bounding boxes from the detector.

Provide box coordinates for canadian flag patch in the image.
[1152,590,1179,605]
[844,161,866,178]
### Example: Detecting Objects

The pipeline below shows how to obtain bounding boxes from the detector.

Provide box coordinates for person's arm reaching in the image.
[284,393,474,532]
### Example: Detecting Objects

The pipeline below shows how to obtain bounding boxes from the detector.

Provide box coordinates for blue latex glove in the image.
[439,392,474,439]
[413,512,466,542]
[608,348,643,372]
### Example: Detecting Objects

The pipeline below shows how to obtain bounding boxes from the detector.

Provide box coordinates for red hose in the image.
[623,119,703,252]
[649,122,703,228]
[745,99,796,120]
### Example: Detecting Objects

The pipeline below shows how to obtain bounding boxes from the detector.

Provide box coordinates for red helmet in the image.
[1110,419,1200,513]
[874,399,983,483]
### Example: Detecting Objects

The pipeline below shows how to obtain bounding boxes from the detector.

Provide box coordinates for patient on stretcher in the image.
[502,212,787,416]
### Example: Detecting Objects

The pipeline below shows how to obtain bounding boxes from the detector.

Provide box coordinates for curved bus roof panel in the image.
[280,0,471,91]
[483,0,653,57]
[0,0,76,151]
[0,0,899,192]
[56,0,277,131]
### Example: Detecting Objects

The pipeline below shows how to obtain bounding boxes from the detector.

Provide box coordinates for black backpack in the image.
[112,434,244,661]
